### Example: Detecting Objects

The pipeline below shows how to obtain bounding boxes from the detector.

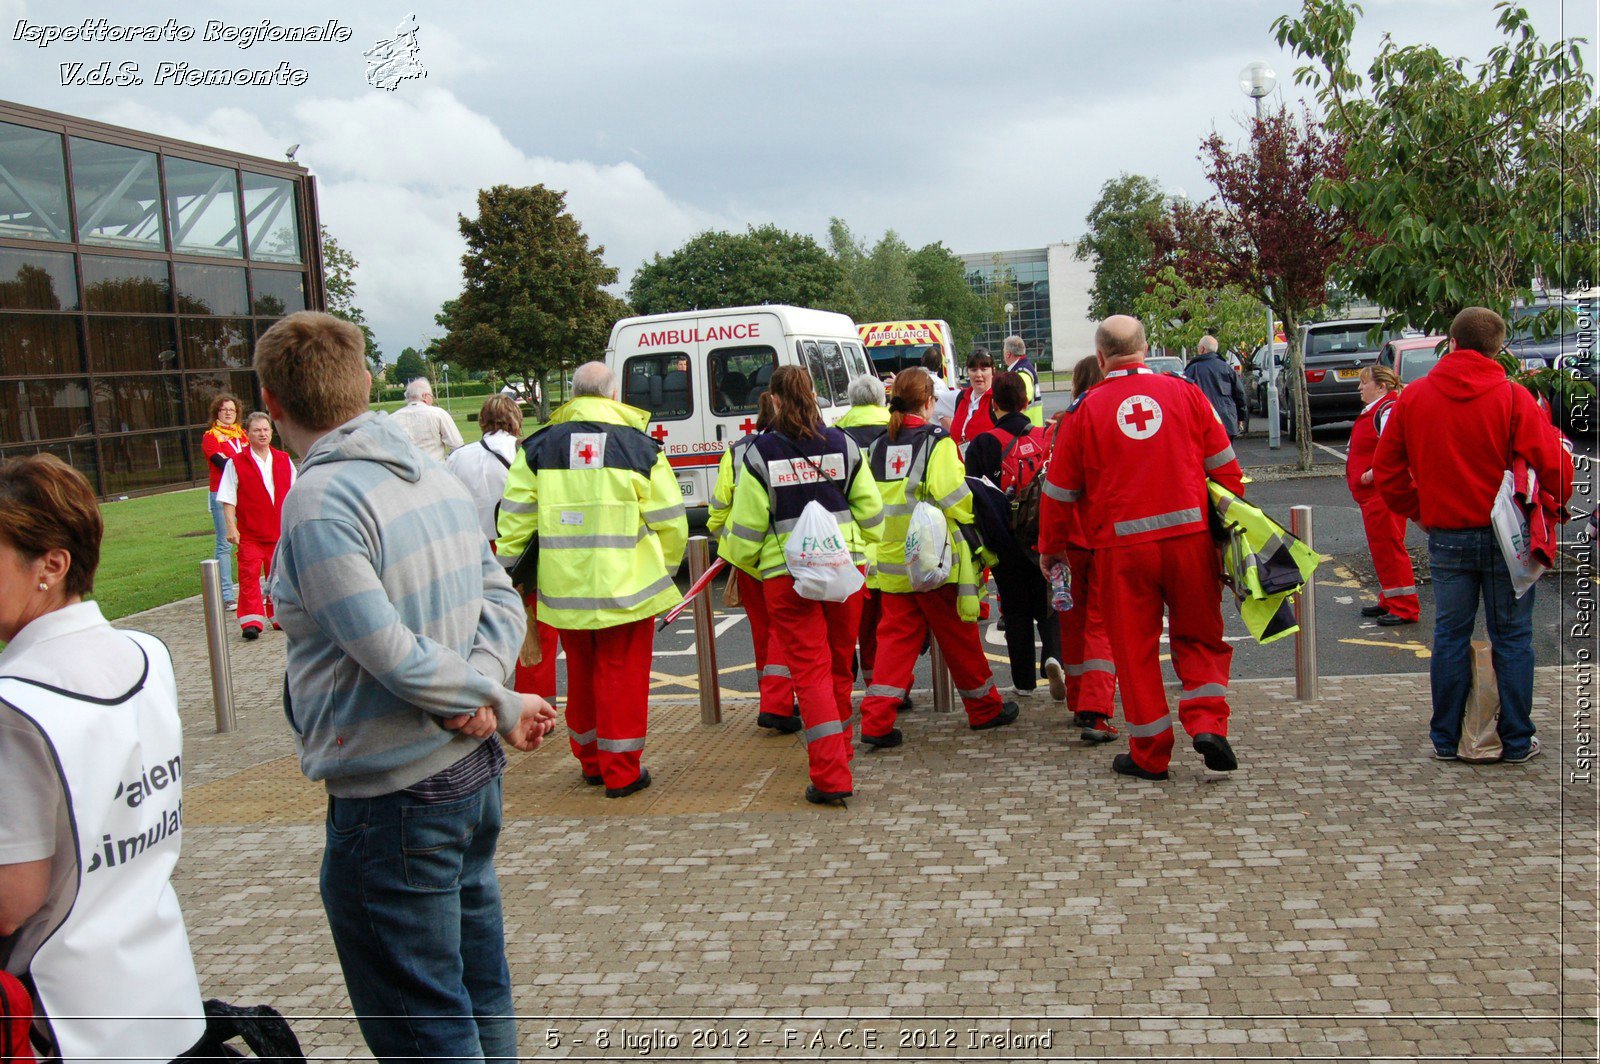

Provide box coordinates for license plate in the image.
[678,478,694,497]
[1336,368,1361,380]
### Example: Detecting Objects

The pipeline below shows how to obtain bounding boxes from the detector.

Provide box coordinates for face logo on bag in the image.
[569,432,606,469]
[884,444,913,479]
[1116,396,1163,440]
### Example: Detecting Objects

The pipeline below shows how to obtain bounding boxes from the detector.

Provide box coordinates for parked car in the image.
[1376,335,1448,384]
[1244,341,1286,415]
[1146,355,1186,377]
[1277,318,1404,432]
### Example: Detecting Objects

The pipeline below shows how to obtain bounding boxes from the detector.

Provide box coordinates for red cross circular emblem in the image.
[1116,395,1163,440]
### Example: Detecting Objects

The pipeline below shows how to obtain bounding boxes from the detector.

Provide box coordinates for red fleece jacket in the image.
[1373,349,1573,529]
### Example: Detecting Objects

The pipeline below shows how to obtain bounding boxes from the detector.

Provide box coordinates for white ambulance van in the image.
[604,305,873,516]
[857,319,958,387]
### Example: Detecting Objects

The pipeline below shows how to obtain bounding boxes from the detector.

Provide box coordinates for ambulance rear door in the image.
[613,318,708,508]
[699,308,786,475]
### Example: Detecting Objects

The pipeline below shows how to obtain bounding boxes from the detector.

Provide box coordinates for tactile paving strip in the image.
[185,700,839,824]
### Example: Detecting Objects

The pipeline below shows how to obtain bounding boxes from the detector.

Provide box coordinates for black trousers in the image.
[992,555,1061,691]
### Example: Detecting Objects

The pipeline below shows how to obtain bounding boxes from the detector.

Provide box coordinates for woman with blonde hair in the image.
[1347,364,1419,625]
[200,392,246,605]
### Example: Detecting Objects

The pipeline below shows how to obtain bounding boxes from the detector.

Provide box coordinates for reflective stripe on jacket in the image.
[719,426,883,583]
[496,395,687,628]
[866,419,992,621]
[1210,481,1320,644]
[707,434,761,573]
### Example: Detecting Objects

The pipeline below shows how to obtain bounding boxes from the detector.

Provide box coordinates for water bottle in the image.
[1049,562,1073,612]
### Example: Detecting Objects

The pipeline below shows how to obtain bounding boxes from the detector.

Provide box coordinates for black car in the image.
[1276,318,1402,432]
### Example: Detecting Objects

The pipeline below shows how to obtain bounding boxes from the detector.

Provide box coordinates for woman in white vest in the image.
[0,454,206,1064]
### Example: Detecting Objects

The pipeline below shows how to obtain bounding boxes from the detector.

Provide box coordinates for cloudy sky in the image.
[2,0,1589,357]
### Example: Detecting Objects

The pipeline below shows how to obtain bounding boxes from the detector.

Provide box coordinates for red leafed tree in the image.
[1153,107,1358,469]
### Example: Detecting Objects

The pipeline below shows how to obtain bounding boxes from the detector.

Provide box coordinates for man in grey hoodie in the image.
[256,311,556,1062]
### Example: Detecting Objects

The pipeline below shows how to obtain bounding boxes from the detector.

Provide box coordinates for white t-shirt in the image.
[389,401,465,462]
[215,447,296,507]
[445,431,518,542]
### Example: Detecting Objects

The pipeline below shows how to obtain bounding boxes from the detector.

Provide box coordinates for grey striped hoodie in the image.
[270,411,526,797]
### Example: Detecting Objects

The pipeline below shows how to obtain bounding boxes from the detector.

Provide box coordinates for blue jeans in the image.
[1428,527,1537,758]
[207,491,237,603]
[321,777,517,1064]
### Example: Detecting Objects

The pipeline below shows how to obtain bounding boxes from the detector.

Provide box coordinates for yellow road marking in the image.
[1340,637,1431,659]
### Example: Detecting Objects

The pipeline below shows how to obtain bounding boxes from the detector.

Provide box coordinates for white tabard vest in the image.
[0,631,205,1064]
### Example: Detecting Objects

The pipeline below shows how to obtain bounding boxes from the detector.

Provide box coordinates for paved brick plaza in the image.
[126,597,1598,1060]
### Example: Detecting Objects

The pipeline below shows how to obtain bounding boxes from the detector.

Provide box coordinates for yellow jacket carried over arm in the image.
[496,395,687,629]
[1208,481,1319,644]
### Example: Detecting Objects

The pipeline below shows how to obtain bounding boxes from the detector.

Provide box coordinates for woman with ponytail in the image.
[858,369,1018,748]
[1348,364,1419,625]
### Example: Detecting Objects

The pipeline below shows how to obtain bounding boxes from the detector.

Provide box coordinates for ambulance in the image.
[857,319,958,387]
[604,305,873,515]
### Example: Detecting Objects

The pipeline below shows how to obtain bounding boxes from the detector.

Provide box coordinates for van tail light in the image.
[1304,369,1327,383]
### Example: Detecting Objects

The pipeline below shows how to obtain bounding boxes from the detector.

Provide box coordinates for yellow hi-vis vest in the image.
[1208,481,1320,644]
[867,422,994,622]
[706,433,762,576]
[496,395,687,629]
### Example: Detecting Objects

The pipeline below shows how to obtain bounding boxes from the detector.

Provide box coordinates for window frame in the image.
[621,351,695,423]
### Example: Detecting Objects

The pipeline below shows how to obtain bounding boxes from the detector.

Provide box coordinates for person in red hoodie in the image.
[218,412,296,639]
[1345,365,1420,626]
[1373,307,1574,764]
[1039,316,1245,781]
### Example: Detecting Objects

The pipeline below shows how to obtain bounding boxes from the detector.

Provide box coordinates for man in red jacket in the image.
[1374,307,1574,764]
[219,412,297,639]
[1038,316,1246,781]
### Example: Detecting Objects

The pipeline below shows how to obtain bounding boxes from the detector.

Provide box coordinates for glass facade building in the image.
[962,247,1054,366]
[0,101,322,496]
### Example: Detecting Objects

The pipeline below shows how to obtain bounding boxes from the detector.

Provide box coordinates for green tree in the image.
[1075,173,1166,321]
[1274,0,1600,337]
[826,218,923,323]
[910,241,988,352]
[320,225,381,372]
[1135,263,1266,357]
[392,346,428,386]
[436,185,626,418]
[628,224,849,315]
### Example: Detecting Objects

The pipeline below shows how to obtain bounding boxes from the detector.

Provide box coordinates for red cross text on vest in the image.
[891,453,907,475]
[577,443,596,464]
[1124,401,1157,432]
[738,417,757,435]
[650,424,669,442]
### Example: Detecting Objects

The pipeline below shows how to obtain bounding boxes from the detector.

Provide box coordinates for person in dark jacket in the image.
[964,371,1060,698]
[1184,335,1248,438]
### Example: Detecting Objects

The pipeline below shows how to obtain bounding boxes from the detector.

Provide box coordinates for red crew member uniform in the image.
[1039,366,1244,775]
[1345,392,1420,622]
[1048,393,1119,722]
[218,446,295,636]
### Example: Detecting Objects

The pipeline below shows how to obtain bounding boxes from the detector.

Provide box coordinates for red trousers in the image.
[739,569,795,718]
[513,601,562,700]
[1357,495,1420,621]
[1102,532,1232,773]
[860,585,1003,736]
[763,575,862,794]
[236,535,277,633]
[857,589,882,686]
[0,971,33,1062]
[1060,546,1118,716]
[560,619,653,789]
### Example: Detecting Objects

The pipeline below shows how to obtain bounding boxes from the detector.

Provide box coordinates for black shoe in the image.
[1360,604,1386,618]
[805,784,852,805]
[898,696,915,714]
[1376,613,1416,627]
[241,627,260,641]
[1193,732,1238,772]
[757,711,802,734]
[996,616,1008,632]
[582,773,604,786]
[1112,753,1169,781]
[971,701,1020,731]
[605,768,652,798]
[860,728,902,749]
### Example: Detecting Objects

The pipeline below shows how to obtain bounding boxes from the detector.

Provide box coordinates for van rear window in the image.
[622,353,692,421]
[708,345,777,416]
[799,339,850,406]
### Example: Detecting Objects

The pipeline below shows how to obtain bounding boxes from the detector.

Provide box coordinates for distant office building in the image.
[960,243,1094,369]
[0,100,323,496]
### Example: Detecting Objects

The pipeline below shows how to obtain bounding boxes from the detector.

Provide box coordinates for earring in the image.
[37,582,48,591]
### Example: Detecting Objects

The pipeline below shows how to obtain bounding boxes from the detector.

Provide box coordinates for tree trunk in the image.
[1284,311,1314,471]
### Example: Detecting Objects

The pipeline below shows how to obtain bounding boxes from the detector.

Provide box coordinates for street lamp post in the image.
[1004,301,1015,337]
[1239,60,1281,449]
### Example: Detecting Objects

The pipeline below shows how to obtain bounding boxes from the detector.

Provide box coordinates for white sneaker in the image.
[1043,658,1067,702]
[1502,736,1542,764]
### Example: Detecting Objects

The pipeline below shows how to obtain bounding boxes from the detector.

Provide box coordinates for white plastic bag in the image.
[1491,470,1543,599]
[785,500,865,602]
[905,501,953,592]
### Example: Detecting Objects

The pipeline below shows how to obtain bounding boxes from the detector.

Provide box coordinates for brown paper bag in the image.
[721,571,742,608]
[1457,639,1503,763]
[518,604,542,668]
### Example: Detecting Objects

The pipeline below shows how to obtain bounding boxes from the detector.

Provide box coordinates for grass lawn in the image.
[95,487,218,620]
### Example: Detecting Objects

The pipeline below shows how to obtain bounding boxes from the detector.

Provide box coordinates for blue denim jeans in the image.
[207,490,237,603]
[1428,527,1537,758]
[321,777,517,1064]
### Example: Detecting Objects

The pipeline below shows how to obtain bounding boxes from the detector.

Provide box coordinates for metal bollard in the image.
[199,559,237,733]
[1290,505,1319,701]
[929,639,953,712]
[687,536,722,725]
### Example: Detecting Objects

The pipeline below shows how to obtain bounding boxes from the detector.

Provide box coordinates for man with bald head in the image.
[1037,315,1245,781]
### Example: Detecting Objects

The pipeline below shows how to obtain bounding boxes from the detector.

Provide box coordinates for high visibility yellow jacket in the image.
[706,433,763,575]
[866,419,993,622]
[719,426,883,582]
[833,405,891,587]
[1010,356,1044,427]
[496,395,687,629]
[1209,481,1320,644]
